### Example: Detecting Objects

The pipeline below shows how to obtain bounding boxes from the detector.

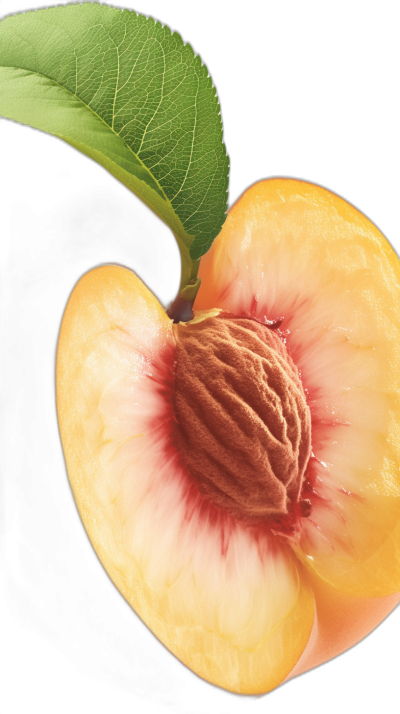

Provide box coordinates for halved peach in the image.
[57,179,400,693]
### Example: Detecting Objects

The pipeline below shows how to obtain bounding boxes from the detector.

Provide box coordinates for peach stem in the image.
[167,277,201,323]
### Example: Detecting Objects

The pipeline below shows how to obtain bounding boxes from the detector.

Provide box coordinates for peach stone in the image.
[173,312,311,525]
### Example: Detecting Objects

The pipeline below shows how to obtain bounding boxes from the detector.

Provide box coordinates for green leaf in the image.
[0,2,229,283]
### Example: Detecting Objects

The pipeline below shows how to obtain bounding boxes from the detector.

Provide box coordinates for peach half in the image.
[57,178,400,694]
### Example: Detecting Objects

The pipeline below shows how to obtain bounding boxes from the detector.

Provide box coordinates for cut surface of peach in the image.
[57,179,400,693]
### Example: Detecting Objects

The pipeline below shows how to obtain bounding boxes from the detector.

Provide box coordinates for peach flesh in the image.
[172,312,312,527]
[57,265,315,693]
[57,178,400,693]
[197,179,400,599]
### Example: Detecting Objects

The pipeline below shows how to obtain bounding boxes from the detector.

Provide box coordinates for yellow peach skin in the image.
[57,179,400,693]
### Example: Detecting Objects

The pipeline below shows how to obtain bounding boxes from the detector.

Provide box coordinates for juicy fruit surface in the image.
[198,179,400,598]
[57,265,314,694]
[172,313,311,525]
[57,179,400,693]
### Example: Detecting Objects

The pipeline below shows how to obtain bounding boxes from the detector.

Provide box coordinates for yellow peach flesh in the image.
[198,178,400,598]
[57,178,400,693]
[56,265,314,694]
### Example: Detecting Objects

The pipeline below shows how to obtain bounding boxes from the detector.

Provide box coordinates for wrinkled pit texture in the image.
[172,314,312,526]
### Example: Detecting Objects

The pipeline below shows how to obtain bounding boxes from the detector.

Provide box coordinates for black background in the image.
[0,0,400,712]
